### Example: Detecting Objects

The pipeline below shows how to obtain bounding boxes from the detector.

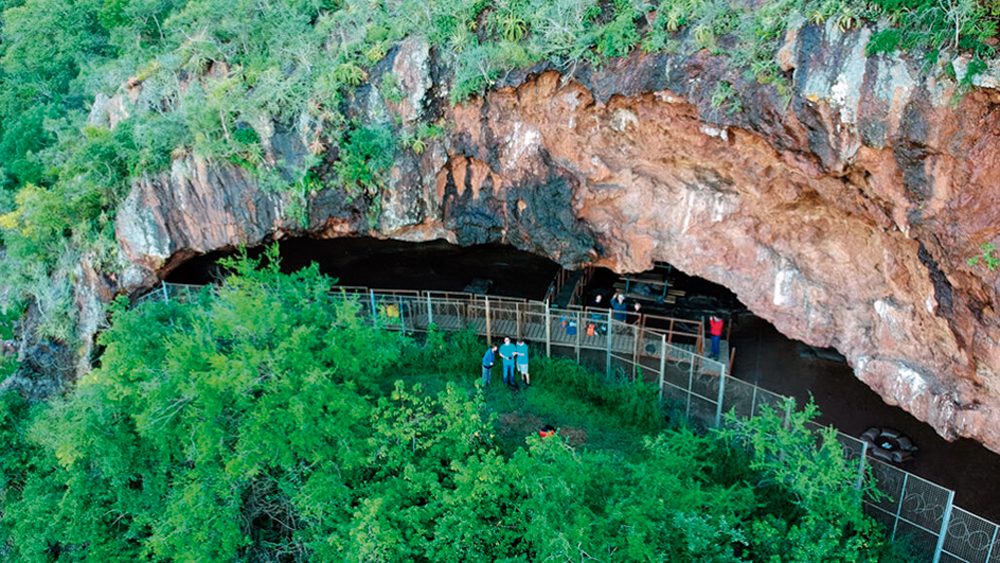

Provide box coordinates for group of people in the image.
[480,310,726,388]
[593,291,642,324]
[481,336,529,388]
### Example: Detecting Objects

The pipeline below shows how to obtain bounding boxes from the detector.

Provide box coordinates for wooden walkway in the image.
[145,282,730,376]
[381,308,728,376]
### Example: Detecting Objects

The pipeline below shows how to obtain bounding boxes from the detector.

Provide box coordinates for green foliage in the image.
[0,302,23,341]
[0,390,37,556]
[380,73,404,104]
[866,0,998,56]
[968,242,999,271]
[332,61,367,86]
[0,255,908,562]
[400,121,445,154]
[595,0,647,58]
[711,80,743,114]
[333,122,395,195]
[719,398,893,562]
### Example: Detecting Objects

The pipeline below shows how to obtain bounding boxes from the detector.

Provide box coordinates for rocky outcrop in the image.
[116,155,295,289]
[114,23,1000,452]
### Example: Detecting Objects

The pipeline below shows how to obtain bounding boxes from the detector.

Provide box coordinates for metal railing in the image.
[137,281,997,563]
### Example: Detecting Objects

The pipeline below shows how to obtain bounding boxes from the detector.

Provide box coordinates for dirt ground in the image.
[730,315,1000,523]
[497,411,589,448]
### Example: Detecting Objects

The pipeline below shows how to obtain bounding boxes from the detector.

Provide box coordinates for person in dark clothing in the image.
[592,293,604,308]
[481,344,497,386]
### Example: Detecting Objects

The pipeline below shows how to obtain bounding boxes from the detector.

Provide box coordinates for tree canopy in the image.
[0,251,913,562]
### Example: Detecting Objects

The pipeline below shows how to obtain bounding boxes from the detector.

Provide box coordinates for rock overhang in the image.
[109,27,1000,452]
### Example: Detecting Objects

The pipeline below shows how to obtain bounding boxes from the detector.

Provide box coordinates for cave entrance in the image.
[165,237,561,299]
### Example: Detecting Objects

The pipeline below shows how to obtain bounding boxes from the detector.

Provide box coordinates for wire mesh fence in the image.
[139,282,998,563]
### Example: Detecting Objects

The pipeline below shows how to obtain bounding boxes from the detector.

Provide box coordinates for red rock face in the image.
[443,67,999,451]
[114,31,1000,451]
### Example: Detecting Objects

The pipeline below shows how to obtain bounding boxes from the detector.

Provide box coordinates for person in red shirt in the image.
[709,315,724,360]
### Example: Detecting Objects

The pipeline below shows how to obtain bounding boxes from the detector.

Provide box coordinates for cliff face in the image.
[114,26,1000,451]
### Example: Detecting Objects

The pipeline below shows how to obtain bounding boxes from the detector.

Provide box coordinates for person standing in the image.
[630,301,642,324]
[611,292,627,322]
[709,315,724,360]
[481,344,497,386]
[515,338,530,387]
[499,336,517,387]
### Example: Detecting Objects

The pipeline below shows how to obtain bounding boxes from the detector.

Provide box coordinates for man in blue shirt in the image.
[515,338,530,387]
[481,344,497,386]
[611,292,627,322]
[498,337,517,387]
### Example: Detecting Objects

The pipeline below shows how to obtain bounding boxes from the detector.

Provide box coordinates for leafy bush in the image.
[333,122,396,195]
[719,398,894,562]
[0,255,912,561]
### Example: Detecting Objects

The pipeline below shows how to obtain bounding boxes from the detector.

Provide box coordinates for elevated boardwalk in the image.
[141,281,729,376]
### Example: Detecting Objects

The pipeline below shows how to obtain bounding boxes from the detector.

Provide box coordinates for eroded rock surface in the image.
[114,24,1000,451]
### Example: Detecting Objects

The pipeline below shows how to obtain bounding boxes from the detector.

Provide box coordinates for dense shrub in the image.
[0,254,913,561]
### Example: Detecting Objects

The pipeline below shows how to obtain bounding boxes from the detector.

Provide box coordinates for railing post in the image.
[575,309,581,363]
[984,523,999,563]
[658,333,666,404]
[686,350,695,419]
[856,442,868,490]
[632,323,640,381]
[426,293,433,327]
[715,365,727,428]
[485,295,492,347]
[892,473,909,540]
[544,301,551,358]
[162,280,169,304]
[516,303,523,340]
[933,490,955,563]
[606,310,612,378]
